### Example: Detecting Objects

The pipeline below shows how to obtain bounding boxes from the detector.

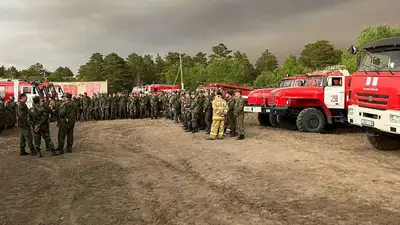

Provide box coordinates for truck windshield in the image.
[304,76,324,86]
[358,49,400,72]
[279,79,293,87]
[293,80,305,87]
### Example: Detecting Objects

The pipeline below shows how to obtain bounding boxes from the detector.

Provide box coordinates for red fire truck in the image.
[347,37,400,150]
[198,83,254,103]
[132,84,181,94]
[244,75,307,126]
[0,78,62,107]
[267,68,351,132]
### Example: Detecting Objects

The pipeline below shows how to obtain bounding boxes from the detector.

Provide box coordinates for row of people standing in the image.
[71,89,245,139]
[17,93,77,157]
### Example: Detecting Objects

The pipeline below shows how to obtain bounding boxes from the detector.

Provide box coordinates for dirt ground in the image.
[1,114,400,225]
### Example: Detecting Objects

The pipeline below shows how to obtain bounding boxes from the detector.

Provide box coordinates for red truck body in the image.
[267,70,351,131]
[347,36,400,150]
[0,79,62,107]
[244,75,307,125]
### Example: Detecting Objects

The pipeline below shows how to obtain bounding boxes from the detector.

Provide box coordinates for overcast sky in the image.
[0,0,399,72]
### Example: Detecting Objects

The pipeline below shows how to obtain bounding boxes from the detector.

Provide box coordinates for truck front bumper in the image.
[244,106,271,113]
[348,105,400,135]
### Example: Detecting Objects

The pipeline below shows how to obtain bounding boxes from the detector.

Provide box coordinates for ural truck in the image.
[0,79,52,107]
[132,84,181,94]
[268,69,351,132]
[347,36,400,150]
[245,75,307,126]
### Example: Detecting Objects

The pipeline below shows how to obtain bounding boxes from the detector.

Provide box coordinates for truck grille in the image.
[356,93,389,106]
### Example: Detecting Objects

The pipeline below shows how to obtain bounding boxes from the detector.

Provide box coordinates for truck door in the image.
[324,76,345,109]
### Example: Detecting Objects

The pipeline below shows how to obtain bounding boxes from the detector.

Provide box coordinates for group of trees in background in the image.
[1,25,399,93]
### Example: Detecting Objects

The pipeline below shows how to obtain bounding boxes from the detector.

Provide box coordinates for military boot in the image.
[191,128,199,133]
[37,150,43,158]
[236,135,245,140]
[19,147,29,156]
[50,149,59,156]
[66,146,72,153]
[30,148,38,156]
[230,131,237,137]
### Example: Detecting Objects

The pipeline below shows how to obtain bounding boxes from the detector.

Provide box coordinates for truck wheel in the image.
[257,113,271,126]
[367,131,400,151]
[277,115,297,130]
[296,108,325,132]
[269,114,279,128]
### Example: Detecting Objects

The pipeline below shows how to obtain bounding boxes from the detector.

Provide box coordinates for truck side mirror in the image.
[348,45,358,55]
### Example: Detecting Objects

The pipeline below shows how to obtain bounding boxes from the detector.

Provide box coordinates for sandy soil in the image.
[1,114,400,225]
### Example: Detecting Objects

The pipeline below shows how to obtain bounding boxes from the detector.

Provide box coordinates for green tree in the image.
[209,43,232,60]
[4,66,20,79]
[341,25,400,73]
[233,51,256,84]
[102,53,130,93]
[206,58,245,85]
[279,55,310,75]
[194,52,208,65]
[253,70,282,87]
[25,63,48,80]
[78,53,105,81]
[47,66,75,81]
[155,54,166,82]
[299,40,342,70]
[255,49,279,74]
[0,66,5,78]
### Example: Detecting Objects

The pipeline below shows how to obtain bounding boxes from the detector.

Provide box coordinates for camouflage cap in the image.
[234,89,242,94]
[227,90,234,95]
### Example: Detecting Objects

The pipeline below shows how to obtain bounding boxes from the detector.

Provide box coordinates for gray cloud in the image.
[0,0,399,72]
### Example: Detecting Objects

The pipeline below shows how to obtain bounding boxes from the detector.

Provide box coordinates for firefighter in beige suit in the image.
[207,91,228,140]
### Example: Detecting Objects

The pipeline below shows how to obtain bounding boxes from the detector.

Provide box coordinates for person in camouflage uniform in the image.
[189,91,201,133]
[49,96,58,122]
[197,91,205,130]
[180,93,185,125]
[127,95,134,119]
[162,93,170,118]
[81,92,91,121]
[233,90,245,140]
[40,98,57,152]
[203,90,213,134]
[5,96,17,127]
[183,92,192,131]
[99,93,105,120]
[172,92,181,123]
[118,93,127,119]
[226,91,236,136]
[16,93,35,156]
[110,93,118,120]
[28,96,57,157]
[57,93,78,153]
[104,93,110,120]
[139,92,148,118]
[150,92,159,119]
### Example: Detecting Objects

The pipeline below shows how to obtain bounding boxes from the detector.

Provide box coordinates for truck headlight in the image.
[348,108,353,115]
[286,99,290,106]
[389,115,400,124]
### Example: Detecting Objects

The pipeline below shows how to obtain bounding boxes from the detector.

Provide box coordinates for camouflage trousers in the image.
[228,114,236,134]
[119,107,126,119]
[57,123,75,151]
[32,126,55,152]
[150,105,158,118]
[111,106,117,119]
[81,108,89,121]
[140,106,147,118]
[235,114,245,135]
[19,127,34,149]
[184,111,192,129]
[191,112,199,129]
[101,107,109,120]
[204,110,212,132]
[210,119,224,139]
[173,107,180,122]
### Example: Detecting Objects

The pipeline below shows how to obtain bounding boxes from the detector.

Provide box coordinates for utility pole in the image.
[179,54,184,90]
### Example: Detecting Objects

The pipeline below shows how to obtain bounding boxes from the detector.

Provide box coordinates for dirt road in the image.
[1,115,400,225]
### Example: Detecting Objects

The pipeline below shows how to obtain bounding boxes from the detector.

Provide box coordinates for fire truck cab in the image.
[347,37,400,150]
[244,75,307,126]
[268,68,350,132]
[0,80,43,108]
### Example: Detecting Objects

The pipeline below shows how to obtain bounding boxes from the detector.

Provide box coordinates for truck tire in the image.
[257,113,270,126]
[277,115,297,130]
[367,131,400,151]
[269,114,279,128]
[296,108,325,132]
